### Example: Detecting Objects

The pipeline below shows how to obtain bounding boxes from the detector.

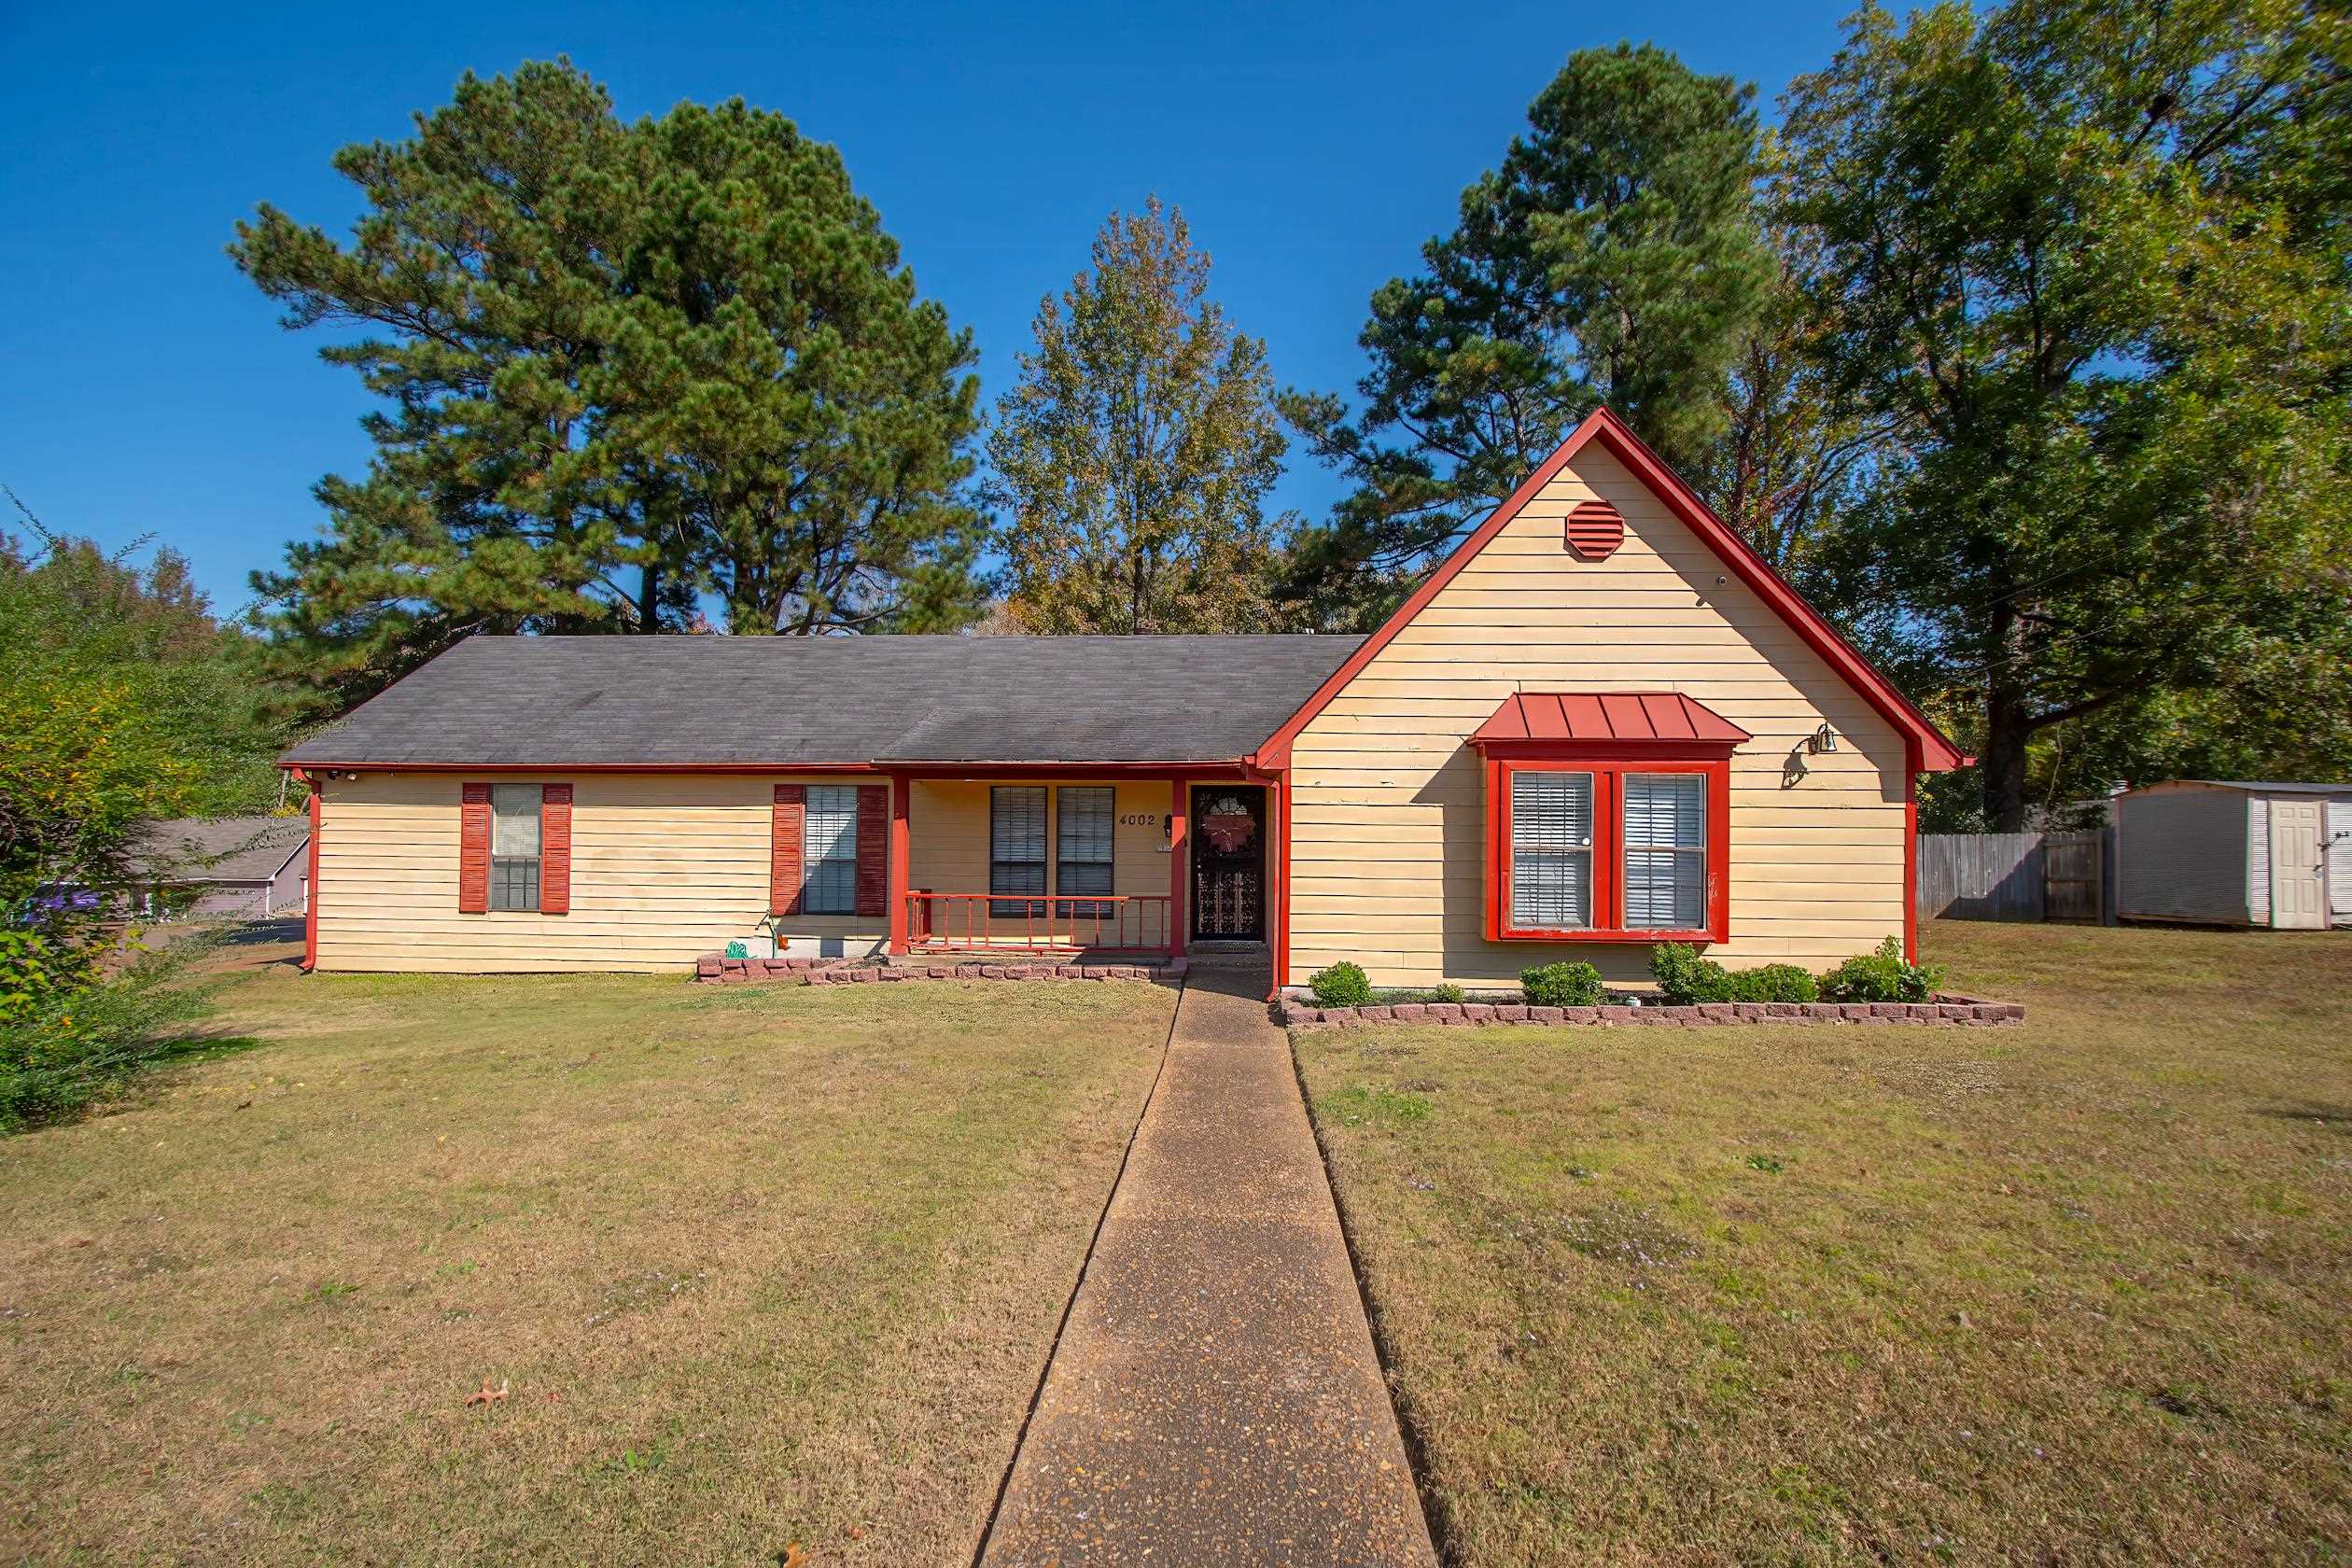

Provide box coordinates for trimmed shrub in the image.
[1521,960,1604,1008]
[1309,960,1373,1008]
[1650,943,1735,1004]
[0,941,219,1131]
[1431,982,1466,1004]
[1726,963,1819,1003]
[1818,936,1946,1003]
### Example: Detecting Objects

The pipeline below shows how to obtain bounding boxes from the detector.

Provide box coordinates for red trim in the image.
[301,774,319,972]
[457,782,492,914]
[277,759,1254,777]
[1903,738,1921,962]
[771,785,805,917]
[1273,769,1292,997]
[1168,774,1188,958]
[539,783,573,915]
[1485,752,1731,945]
[888,773,912,953]
[854,783,889,917]
[1249,407,1964,774]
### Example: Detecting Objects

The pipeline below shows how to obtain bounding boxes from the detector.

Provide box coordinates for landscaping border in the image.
[693,953,1186,987]
[1278,996,2023,1029]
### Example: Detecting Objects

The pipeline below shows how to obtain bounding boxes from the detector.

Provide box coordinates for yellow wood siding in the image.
[315,774,1185,973]
[314,773,880,973]
[1287,443,1907,988]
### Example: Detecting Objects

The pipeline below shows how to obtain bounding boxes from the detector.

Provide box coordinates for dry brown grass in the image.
[1296,921,2352,1566]
[1,965,1173,1565]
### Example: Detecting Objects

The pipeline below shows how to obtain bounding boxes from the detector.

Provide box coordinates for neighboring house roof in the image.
[1251,407,1968,773]
[130,817,309,885]
[1470,692,1752,747]
[280,634,1368,769]
[2125,779,2352,796]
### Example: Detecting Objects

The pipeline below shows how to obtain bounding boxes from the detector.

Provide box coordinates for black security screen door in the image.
[1191,786,1266,941]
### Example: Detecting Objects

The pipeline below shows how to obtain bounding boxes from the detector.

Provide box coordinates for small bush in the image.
[1309,960,1373,1008]
[0,941,220,1131]
[1726,963,1819,1003]
[1431,982,1466,1004]
[1650,943,1735,1004]
[1521,960,1604,1008]
[1817,936,1946,1003]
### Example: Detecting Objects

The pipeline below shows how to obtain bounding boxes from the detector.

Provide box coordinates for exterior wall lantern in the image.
[1808,723,1838,755]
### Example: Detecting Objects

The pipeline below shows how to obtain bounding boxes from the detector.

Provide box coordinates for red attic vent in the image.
[1564,498,1624,560]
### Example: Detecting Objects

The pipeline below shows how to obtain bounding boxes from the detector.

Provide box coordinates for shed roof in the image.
[1469,692,1752,747]
[281,634,1367,768]
[2125,779,2352,797]
[129,818,309,884]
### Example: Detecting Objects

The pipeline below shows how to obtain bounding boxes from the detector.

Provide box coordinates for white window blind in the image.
[1510,772,1593,929]
[1057,787,1114,912]
[489,783,541,912]
[803,786,859,915]
[990,786,1047,914]
[1624,773,1705,929]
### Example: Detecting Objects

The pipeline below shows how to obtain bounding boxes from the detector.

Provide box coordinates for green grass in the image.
[1,964,1173,1565]
[1297,921,2352,1566]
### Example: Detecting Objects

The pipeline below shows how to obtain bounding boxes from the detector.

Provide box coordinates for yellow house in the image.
[283,410,1963,992]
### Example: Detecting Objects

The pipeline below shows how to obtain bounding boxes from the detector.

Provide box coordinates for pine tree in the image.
[1280,44,1776,623]
[232,61,985,716]
[987,199,1294,635]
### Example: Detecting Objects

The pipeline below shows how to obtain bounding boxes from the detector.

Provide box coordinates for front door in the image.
[1191,786,1266,941]
[2270,798,2326,930]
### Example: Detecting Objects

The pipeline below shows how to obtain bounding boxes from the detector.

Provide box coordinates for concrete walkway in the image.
[978,968,1438,1567]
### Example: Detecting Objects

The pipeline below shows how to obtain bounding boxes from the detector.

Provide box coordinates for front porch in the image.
[768,769,1280,963]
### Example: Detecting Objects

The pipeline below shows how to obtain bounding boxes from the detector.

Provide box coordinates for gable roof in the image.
[280,634,1365,769]
[128,818,309,884]
[1250,407,1967,773]
[1470,692,1752,748]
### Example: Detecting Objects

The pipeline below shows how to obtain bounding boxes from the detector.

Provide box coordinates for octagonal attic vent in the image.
[1564,498,1624,560]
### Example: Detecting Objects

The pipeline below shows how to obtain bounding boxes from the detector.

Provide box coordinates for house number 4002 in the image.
[1117,813,1164,827]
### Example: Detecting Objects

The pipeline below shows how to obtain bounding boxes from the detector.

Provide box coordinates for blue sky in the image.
[2,0,1860,620]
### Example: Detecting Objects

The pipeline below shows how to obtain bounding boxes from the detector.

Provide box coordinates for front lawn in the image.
[1297,921,2352,1565]
[1,965,1173,1564]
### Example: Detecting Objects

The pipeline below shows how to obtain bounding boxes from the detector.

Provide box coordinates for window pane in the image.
[490,856,539,913]
[491,784,540,857]
[1057,787,1115,916]
[991,787,1048,916]
[1510,772,1592,929]
[803,786,859,915]
[1624,775,1705,928]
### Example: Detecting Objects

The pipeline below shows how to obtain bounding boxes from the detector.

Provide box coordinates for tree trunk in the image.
[1981,683,2033,832]
[637,560,660,633]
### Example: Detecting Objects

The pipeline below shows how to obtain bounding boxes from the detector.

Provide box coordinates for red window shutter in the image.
[772,785,805,917]
[539,783,573,915]
[856,784,889,917]
[458,783,491,914]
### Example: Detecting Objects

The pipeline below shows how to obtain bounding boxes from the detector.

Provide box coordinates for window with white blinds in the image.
[489,783,541,912]
[1057,786,1114,915]
[803,786,859,915]
[1623,773,1705,929]
[990,786,1047,916]
[1510,771,1593,930]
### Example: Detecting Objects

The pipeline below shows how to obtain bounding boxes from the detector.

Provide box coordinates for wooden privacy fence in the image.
[1917,831,2114,923]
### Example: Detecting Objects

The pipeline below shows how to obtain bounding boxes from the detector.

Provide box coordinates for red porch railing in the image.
[904,892,1174,955]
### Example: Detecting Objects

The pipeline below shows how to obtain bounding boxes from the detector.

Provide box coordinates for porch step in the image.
[1183,940,1270,971]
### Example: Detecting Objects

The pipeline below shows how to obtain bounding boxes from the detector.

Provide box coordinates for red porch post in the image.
[1167,775,1187,959]
[888,772,911,955]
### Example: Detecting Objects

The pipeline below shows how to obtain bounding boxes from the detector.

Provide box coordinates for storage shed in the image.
[2115,781,2351,929]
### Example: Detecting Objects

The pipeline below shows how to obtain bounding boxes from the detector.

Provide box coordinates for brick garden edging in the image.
[693,953,1186,987]
[1279,996,2023,1029]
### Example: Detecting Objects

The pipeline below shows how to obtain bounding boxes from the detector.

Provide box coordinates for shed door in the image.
[2269,799,2325,930]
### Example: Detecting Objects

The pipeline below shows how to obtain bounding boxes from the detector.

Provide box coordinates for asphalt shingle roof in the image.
[129,818,309,884]
[281,634,1366,767]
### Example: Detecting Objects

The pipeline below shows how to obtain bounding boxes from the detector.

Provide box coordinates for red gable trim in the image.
[1470,691,1751,748]
[1250,407,1965,773]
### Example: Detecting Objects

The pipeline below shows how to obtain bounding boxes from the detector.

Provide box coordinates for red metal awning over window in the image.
[1469,692,1752,748]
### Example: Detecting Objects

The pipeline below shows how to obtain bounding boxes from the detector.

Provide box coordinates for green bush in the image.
[1431,981,1466,1004]
[1817,936,1946,1003]
[1725,963,1819,1003]
[1649,943,1735,1004]
[1521,960,1604,1008]
[1,930,98,1025]
[0,942,220,1131]
[1309,960,1373,1008]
